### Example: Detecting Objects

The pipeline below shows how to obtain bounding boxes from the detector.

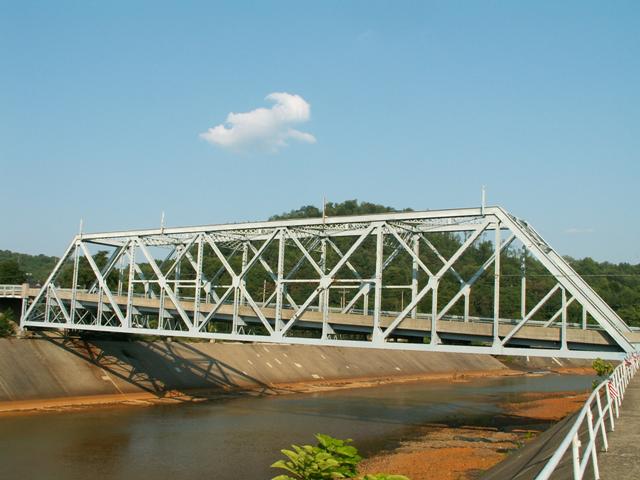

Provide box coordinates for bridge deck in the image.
[597,375,640,476]
[18,287,640,349]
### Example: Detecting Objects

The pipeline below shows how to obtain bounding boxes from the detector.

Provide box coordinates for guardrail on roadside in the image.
[536,352,640,479]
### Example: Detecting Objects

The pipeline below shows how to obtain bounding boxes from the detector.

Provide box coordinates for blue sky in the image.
[1,1,639,262]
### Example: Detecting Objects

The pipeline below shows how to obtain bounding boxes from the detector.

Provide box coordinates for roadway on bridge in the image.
[20,287,640,350]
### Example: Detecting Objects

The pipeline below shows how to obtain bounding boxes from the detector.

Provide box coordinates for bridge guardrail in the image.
[535,353,640,479]
[0,284,25,298]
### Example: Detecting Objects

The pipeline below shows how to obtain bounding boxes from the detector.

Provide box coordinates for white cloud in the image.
[200,92,316,152]
[564,227,595,235]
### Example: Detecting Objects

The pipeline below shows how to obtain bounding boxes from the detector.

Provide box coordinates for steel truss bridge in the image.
[18,206,640,360]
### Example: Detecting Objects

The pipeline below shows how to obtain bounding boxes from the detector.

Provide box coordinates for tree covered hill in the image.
[0,250,58,285]
[1,200,639,326]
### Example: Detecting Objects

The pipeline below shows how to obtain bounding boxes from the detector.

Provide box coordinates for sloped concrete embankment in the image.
[480,410,584,480]
[0,337,506,409]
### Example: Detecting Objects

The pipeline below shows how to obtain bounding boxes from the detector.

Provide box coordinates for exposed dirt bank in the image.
[503,391,589,421]
[358,390,590,480]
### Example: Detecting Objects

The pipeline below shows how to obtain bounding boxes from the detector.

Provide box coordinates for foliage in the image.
[0,259,27,284]
[0,309,16,337]
[271,444,346,480]
[271,434,361,480]
[0,250,58,284]
[592,358,614,389]
[269,200,410,221]
[592,358,614,377]
[314,434,361,476]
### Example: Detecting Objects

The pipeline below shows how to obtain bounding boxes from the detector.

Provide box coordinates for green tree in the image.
[0,259,27,284]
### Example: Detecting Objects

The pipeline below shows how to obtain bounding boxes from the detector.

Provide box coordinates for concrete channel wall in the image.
[0,337,507,403]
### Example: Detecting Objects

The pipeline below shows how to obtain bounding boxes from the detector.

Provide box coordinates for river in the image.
[0,374,593,479]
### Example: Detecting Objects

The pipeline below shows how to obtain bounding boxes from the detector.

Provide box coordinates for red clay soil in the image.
[358,391,590,480]
[503,391,589,421]
[359,427,516,480]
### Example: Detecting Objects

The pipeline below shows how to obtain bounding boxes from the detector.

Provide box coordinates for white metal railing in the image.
[0,284,23,298]
[536,353,640,479]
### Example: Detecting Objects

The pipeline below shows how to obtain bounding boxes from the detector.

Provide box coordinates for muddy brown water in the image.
[0,374,594,480]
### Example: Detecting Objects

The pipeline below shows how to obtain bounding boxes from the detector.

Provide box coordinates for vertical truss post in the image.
[231,242,242,334]
[320,237,330,339]
[96,249,105,326]
[320,237,327,313]
[582,306,588,330]
[158,287,166,330]
[69,242,80,324]
[373,224,384,343]
[240,242,248,307]
[363,286,369,316]
[274,229,286,333]
[464,290,470,322]
[493,222,501,346]
[44,285,51,323]
[411,233,419,320]
[561,287,568,350]
[117,259,124,296]
[431,279,439,345]
[174,245,182,299]
[231,283,240,334]
[193,235,204,331]
[521,244,527,320]
[125,242,136,329]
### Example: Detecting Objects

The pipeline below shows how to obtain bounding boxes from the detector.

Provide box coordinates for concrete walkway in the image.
[598,375,640,477]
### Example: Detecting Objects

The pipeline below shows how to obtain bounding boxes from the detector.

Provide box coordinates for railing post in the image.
[586,408,600,479]
[572,434,581,480]
[595,392,608,452]
[605,383,615,431]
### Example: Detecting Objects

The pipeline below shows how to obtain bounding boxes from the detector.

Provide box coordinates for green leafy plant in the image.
[315,434,361,476]
[592,358,614,389]
[271,444,346,480]
[271,434,361,480]
[592,358,614,377]
[271,434,412,480]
